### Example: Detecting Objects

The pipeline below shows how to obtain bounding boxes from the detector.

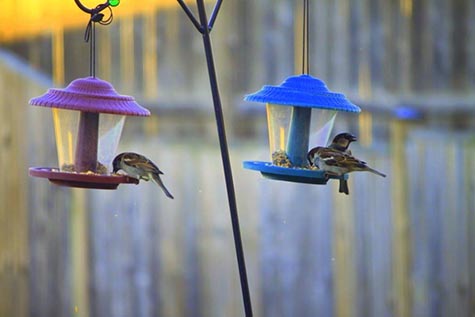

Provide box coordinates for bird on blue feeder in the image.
[243,74,361,185]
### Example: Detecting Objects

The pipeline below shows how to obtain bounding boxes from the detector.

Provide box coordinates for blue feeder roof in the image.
[244,74,361,113]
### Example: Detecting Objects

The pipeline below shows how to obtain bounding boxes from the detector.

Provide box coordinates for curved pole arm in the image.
[177,0,203,32]
[208,0,223,31]
[177,0,224,33]
[74,0,111,15]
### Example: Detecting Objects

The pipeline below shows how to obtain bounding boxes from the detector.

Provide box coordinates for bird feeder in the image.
[29,76,150,189]
[243,74,361,184]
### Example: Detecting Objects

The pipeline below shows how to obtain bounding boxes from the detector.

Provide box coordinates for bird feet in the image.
[323,171,340,180]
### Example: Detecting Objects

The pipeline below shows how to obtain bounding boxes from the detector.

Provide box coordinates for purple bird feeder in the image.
[29,76,150,189]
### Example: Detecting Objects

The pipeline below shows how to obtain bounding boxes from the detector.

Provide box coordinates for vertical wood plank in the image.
[368,0,383,90]
[381,0,397,91]
[451,0,468,89]
[98,27,112,82]
[333,0,350,89]
[120,17,135,93]
[397,0,412,91]
[467,0,475,86]
[431,0,453,89]
[410,0,425,90]
[463,137,475,316]
[390,120,412,317]
[0,53,29,317]
[261,180,334,317]
[143,11,159,100]
[406,136,431,317]
[313,0,329,79]
[332,193,356,317]
[421,136,443,317]
[440,140,458,317]
[366,154,393,317]
[422,0,434,90]
[52,28,64,86]
[357,0,373,99]
[441,137,470,316]
[71,189,90,317]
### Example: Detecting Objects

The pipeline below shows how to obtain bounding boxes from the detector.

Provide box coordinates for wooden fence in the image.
[15,111,475,317]
[0,50,32,317]
[2,55,475,316]
[1,0,475,316]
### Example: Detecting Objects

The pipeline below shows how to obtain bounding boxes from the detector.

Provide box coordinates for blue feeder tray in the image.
[243,161,348,185]
[243,74,359,185]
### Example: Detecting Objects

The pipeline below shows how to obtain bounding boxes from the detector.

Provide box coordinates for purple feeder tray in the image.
[29,77,150,189]
[29,167,139,190]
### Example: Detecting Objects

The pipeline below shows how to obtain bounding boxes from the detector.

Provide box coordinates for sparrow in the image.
[112,152,174,199]
[327,132,358,194]
[307,146,386,190]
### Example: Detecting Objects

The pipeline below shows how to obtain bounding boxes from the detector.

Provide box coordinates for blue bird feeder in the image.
[243,74,360,184]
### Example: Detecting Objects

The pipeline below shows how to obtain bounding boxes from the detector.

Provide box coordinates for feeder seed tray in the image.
[29,167,139,190]
[243,161,348,185]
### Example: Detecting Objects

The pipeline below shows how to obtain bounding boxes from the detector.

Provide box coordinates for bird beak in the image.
[349,135,357,142]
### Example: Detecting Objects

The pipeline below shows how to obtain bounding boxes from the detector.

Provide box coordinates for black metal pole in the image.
[193,1,254,316]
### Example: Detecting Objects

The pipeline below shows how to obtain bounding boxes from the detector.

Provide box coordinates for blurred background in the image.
[1,0,475,316]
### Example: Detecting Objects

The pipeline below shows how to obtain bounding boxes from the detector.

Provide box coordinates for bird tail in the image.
[152,174,174,199]
[339,178,349,195]
[367,167,386,178]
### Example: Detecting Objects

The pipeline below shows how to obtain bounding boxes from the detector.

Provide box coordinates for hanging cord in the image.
[83,6,114,77]
[302,0,310,74]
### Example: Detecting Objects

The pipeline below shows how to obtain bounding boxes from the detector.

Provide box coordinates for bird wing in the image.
[317,147,367,169]
[123,153,164,175]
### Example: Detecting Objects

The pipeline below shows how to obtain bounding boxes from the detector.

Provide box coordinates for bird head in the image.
[307,147,321,167]
[330,132,357,151]
[112,153,124,173]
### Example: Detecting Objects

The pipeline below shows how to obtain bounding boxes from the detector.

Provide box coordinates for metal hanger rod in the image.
[178,0,254,315]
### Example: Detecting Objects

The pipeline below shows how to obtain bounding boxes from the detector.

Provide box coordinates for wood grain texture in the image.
[0,51,30,317]
[1,1,475,316]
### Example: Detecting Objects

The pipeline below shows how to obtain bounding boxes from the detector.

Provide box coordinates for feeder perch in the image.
[29,76,150,189]
[243,74,360,184]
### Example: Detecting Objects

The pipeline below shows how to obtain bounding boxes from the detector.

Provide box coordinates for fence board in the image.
[468,0,475,86]
[313,0,330,79]
[0,51,30,317]
[261,179,335,317]
[351,149,392,317]
[464,139,475,316]
[390,120,412,317]
[333,193,356,317]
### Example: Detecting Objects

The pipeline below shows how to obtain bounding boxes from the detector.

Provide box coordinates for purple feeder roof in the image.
[29,76,150,116]
[244,74,361,113]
